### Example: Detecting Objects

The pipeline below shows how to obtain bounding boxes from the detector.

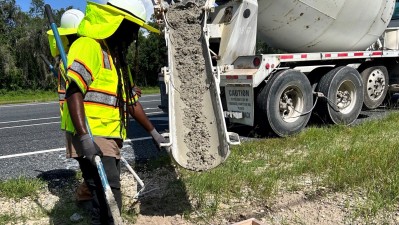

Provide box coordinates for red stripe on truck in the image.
[338,53,348,57]
[354,52,364,56]
[301,54,307,59]
[280,55,294,60]
[372,51,382,56]
[226,75,238,79]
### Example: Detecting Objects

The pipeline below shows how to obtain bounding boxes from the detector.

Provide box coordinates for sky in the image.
[15,0,155,21]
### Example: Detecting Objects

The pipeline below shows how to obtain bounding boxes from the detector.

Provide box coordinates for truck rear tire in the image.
[307,67,334,92]
[317,66,363,125]
[256,69,313,137]
[360,66,388,110]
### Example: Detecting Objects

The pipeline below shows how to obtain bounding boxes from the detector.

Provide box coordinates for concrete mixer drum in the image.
[257,0,396,52]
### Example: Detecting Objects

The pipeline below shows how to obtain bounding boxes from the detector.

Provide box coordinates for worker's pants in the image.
[76,156,121,225]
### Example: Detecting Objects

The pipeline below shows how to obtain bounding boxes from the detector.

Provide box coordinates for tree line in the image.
[0,0,167,91]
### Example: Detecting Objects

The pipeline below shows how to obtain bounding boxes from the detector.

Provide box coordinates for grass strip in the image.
[0,87,161,105]
[178,111,399,217]
[0,177,46,199]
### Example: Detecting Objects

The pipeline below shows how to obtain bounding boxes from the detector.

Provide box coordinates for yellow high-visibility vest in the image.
[58,62,67,116]
[61,37,138,139]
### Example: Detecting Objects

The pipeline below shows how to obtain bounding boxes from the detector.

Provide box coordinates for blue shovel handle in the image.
[40,54,58,77]
[44,4,68,72]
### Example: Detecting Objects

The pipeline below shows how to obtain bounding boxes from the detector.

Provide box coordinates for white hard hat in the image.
[107,0,147,22]
[47,9,84,36]
[60,9,85,30]
[46,9,84,57]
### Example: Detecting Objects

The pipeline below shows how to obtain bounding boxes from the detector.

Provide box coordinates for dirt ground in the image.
[130,167,399,225]
[2,165,399,225]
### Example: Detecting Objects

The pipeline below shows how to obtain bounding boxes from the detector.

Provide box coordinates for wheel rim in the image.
[366,69,385,101]
[279,86,304,123]
[336,80,356,114]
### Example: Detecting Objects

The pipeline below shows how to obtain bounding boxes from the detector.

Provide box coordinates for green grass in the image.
[140,86,161,95]
[0,87,161,105]
[0,177,46,199]
[0,214,17,224]
[0,90,58,104]
[177,111,399,219]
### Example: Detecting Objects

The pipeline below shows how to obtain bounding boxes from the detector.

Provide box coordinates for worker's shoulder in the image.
[70,37,101,51]
[68,37,102,66]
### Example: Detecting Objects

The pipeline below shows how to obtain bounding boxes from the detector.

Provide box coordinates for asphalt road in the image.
[0,93,396,181]
[0,94,168,180]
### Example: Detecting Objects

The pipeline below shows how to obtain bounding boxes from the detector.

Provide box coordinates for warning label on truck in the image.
[225,86,254,126]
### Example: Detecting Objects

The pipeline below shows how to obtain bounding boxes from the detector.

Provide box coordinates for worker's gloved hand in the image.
[150,129,167,151]
[78,134,103,165]
[133,86,142,98]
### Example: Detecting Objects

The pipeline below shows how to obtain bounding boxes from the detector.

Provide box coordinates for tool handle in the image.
[39,54,58,78]
[95,156,123,224]
[121,157,144,188]
[44,4,68,72]
[44,4,55,24]
[40,54,52,67]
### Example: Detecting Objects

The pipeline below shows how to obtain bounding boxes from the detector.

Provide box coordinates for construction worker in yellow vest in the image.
[47,9,94,202]
[61,0,163,223]
[47,9,84,116]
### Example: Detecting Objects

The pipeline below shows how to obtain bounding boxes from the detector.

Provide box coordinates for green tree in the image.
[29,0,44,18]
[0,0,23,90]
[128,21,167,86]
[0,0,61,90]
[0,0,163,91]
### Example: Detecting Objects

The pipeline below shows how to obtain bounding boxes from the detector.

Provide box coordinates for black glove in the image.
[78,134,102,165]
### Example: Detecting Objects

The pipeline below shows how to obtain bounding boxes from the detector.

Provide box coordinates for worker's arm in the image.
[66,82,101,163]
[66,82,88,135]
[128,102,166,148]
[128,102,154,132]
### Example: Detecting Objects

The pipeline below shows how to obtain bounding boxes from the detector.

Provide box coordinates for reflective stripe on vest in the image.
[62,38,128,139]
[69,60,93,89]
[85,90,117,107]
[58,92,65,101]
[102,49,112,70]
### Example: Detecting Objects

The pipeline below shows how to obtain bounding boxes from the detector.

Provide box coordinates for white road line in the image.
[0,121,60,130]
[138,111,165,116]
[0,148,66,159]
[144,107,161,110]
[0,117,59,124]
[0,112,166,129]
[0,102,58,108]
[0,137,154,160]
[0,98,161,108]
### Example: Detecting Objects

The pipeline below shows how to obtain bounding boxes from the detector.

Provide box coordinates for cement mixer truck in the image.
[153,0,399,169]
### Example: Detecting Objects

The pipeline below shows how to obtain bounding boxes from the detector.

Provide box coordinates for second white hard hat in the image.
[47,9,84,36]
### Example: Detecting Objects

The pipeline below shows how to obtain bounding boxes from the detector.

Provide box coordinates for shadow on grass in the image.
[36,169,90,225]
[122,145,193,219]
[124,113,193,219]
